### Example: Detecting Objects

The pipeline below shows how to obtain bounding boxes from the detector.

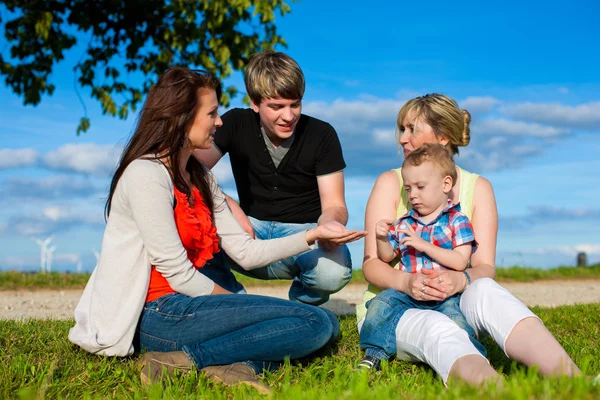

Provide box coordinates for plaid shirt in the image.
[388,200,477,274]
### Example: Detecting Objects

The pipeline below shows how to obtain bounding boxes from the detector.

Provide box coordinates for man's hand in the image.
[376,219,393,240]
[237,213,256,239]
[311,221,366,249]
[318,221,347,249]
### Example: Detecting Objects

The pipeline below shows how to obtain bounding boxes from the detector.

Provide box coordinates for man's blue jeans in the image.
[137,257,340,374]
[227,216,353,305]
[360,288,487,360]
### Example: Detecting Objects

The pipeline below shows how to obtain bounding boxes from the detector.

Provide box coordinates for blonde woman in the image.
[357,93,581,385]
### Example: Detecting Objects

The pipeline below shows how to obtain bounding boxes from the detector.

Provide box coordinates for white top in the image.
[68,158,313,356]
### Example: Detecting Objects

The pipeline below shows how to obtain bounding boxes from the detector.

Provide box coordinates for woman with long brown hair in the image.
[69,67,364,393]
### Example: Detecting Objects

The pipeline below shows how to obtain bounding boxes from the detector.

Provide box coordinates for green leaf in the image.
[0,0,296,134]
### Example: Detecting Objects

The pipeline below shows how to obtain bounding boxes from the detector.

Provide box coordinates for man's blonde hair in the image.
[397,93,471,155]
[403,143,457,187]
[244,51,305,105]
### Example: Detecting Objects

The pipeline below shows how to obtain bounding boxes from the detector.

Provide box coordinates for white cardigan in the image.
[68,159,312,356]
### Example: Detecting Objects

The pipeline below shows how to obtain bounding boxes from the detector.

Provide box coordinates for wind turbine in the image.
[46,245,57,273]
[76,255,83,273]
[91,249,100,269]
[32,236,53,273]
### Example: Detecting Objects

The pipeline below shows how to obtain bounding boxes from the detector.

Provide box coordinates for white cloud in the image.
[529,206,600,219]
[460,96,501,114]
[303,98,404,135]
[43,143,123,176]
[555,244,600,255]
[473,118,569,138]
[372,128,397,145]
[3,205,105,236]
[510,145,542,156]
[500,101,600,130]
[0,148,39,169]
[1,175,98,200]
[43,206,64,221]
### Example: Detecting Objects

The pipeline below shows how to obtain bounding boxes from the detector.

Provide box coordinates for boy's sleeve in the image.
[451,214,478,253]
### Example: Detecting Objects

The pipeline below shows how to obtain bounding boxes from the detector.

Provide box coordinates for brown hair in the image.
[105,67,222,218]
[244,50,305,105]
[397,93,471,155]
[403,143,457,187]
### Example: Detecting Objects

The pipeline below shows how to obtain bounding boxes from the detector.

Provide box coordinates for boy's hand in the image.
[375,219,394,240]
[398,223,429,252]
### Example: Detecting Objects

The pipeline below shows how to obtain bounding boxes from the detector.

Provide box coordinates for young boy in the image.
[358,143,486,370]
[194,51,363,305]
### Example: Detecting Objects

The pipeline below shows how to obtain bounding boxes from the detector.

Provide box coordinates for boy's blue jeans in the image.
[360,288,487,360]
[137,255,340,374]
[226,216,353,306]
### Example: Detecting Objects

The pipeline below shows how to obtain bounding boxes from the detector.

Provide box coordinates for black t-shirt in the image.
[214,108,346,223]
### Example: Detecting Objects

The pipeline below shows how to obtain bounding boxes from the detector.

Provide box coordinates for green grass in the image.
[0,271,91,290]
[495,264,600,282]
[2,264,600,291]
[1,303,599,399]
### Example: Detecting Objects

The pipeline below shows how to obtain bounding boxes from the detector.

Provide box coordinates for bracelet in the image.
[461,270,471,293]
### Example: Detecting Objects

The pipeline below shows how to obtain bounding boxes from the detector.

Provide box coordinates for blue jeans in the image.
[227,217,353,305]
[360,288,486,360]
[137,259,340,374]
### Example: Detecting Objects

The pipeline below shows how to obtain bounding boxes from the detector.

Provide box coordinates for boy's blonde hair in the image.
[244,51,305,105]
[397,93,471,156]
[403,143,457,187]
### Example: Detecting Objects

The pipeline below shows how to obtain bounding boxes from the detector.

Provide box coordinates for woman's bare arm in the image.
[466,176,498,280]
[362,171,411,292]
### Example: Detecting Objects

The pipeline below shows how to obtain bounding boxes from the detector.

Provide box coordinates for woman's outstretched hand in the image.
[305,221,367,247]
[421,268,465,298]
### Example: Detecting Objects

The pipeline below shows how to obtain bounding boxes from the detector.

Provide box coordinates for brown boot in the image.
[137,351,193,385]
[202,363,271,394]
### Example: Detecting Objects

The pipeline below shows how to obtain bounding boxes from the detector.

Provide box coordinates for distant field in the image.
[0,264,599,290]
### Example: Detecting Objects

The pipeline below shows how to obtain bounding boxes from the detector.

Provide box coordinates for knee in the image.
[308,307,339,348]
[461,278,497,308]
[308,258,352,294]
[419,310,463,333]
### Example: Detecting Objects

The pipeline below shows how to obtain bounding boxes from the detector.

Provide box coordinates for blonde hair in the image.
[403,143,457,187]
[244,51,305,105]
[397,93,471,155]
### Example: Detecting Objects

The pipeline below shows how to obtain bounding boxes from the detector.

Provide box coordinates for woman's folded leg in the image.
[460,277,580,377]
[139,293,338,369]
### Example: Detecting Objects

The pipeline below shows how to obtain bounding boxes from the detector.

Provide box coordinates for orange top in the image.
[145,186,220,303]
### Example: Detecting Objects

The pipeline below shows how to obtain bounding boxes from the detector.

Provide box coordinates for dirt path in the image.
[1,280,599,320]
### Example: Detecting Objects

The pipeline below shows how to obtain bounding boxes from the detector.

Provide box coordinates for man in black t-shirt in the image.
[195,51,365,305]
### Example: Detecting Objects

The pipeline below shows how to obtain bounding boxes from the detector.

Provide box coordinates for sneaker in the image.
[137,351,193,385]
[202,363,270,394]
[355,355,382,371]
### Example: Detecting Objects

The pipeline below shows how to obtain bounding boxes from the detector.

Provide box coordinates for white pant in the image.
[357,278,539,383]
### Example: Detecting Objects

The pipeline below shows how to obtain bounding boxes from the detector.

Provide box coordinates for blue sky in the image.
[1,0,599,272]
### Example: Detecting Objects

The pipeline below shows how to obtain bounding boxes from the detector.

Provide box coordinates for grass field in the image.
[1,303,599,399]
[1,264,599,290]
